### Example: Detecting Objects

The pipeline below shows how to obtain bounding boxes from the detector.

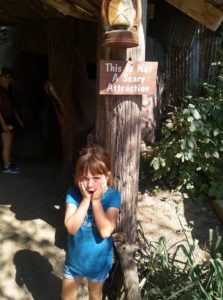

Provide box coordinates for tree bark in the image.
[47,18,79,168]
[112,233,141,300]
[47,18,96,170]
[96,22,146,246]
[96,46,142,300]
[95,2,147,298]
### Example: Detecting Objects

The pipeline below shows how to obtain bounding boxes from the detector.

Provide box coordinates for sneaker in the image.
[10,162,20,171]
[2,165,20,174]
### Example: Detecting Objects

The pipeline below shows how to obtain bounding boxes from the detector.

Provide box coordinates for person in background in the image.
[62,145,121,300]
[0,67,24,173]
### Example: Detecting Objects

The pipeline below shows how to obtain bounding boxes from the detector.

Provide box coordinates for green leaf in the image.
[160,158,166,167]
[183,108,189,115]
[187,116,194,122]
[213,129,220,136]
[204,152,210,158]
[185,95,193,100]
[175,153,183,158]
[166,122,173,129]
[192,109,201,120]
[213,152,219,159]
[151,158,160,170]
[188,103,195,108]
[188,139,194,149]
[189,122,196,132]
[181,140,187,150]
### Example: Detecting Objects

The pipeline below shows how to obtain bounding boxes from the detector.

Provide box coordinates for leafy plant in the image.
[135,226,223,299]
[150,57,223,200]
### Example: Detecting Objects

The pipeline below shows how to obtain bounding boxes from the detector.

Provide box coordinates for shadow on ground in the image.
[0,157,69,300]
[14,249,62,300]
[183,198,223,246]
[0,157,70,249]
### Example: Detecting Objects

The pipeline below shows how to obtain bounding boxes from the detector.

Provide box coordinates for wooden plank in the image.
[166,0,223,31]
[43,0,96,21]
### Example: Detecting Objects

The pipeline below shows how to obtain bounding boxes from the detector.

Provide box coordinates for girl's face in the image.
[79,170,108,195]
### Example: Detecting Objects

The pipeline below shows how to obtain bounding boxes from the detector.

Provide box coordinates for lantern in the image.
[101,0,142,48]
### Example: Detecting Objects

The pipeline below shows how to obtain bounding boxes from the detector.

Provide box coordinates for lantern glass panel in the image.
[108,0,136,30]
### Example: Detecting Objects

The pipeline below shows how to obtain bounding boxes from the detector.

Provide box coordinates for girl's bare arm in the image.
[64,198,90,235]
[91,200,119,238]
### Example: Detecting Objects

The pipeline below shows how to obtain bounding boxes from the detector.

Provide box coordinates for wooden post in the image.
[95,1,147,299]
[96,0,146,246]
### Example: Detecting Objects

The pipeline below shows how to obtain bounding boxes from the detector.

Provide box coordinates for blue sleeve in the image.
[107,189,121,209]
[66,185,81,206]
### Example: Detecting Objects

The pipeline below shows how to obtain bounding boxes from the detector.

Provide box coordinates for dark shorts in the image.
[0,118,15,133]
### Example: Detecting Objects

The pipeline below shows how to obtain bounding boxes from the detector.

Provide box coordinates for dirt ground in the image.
[1,156,223,300]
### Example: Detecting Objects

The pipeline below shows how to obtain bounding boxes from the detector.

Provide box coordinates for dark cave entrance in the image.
[12,51,61,161]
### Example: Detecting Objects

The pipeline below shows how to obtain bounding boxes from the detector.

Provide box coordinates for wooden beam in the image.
[42,0,96,21]
[166,0,223,31]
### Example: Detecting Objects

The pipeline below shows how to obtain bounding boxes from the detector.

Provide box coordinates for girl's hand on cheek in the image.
[91,180,107,202]
[78,182,91,201]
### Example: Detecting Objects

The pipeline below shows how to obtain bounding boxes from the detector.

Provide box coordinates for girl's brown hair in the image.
[75,145,112,186]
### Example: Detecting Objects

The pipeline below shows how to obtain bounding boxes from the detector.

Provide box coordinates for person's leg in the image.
[88,280,104,300]
[61,277,83,300]
[1,131,13,167]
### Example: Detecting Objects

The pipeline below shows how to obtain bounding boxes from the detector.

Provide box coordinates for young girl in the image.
[62,145,121,300]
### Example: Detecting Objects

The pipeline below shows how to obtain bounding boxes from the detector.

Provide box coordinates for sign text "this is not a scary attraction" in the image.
[99,60,158,96]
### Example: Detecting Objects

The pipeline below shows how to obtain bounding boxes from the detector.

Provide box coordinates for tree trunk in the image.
[96,92,141,244]
[96,45,143,300]
[46,18,94,169]
[96,14,146,246]
[95,2,147,298]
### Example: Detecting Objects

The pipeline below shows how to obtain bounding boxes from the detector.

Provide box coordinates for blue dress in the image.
[64,185,121,279]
